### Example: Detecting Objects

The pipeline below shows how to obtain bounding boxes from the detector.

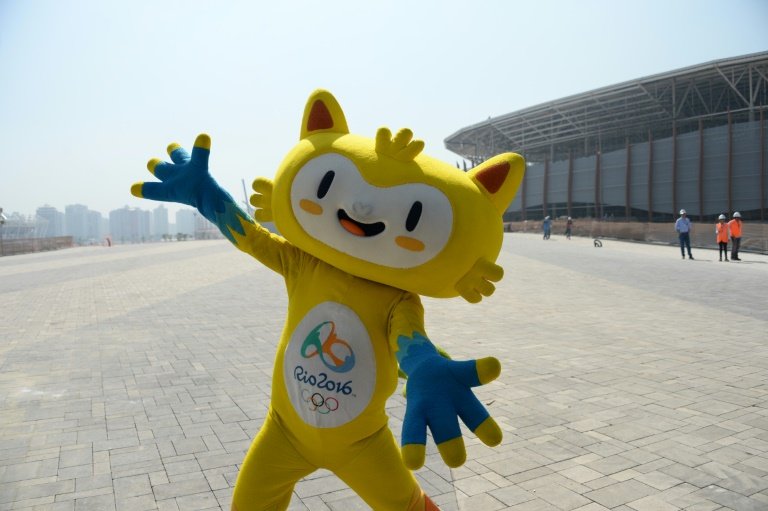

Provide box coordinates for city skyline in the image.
[4,202,196,223]
[1,198,244,221]
[1,202,218,245]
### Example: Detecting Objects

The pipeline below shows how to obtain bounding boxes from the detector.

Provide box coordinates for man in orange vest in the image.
[728,211,743,261]
[715,214,729,262]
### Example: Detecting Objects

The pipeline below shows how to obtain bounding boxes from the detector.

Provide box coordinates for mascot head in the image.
[253,89,524,302]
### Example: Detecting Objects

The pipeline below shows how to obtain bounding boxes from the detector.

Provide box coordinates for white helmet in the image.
[718,214,726,220]
[679,209,686,215]
[733,211,741,218]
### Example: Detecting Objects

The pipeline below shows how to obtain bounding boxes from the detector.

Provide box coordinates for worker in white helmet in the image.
[728,212,743,261]
[674,209,694,260]
[715,214,729,261]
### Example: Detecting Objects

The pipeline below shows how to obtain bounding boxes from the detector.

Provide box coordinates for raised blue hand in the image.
[397,332,503,469]
[131,134,253,244]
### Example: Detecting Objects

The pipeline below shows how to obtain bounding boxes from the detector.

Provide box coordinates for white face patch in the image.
[290,153,453,268]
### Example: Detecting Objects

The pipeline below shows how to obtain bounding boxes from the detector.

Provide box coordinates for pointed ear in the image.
[468,153,525,215]
[300,89,350,140]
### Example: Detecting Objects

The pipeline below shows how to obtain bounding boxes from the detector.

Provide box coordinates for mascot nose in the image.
[352,201,373,218]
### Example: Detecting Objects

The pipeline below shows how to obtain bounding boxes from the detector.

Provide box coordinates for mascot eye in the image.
[405,201,422,232]
[317,170,335,199]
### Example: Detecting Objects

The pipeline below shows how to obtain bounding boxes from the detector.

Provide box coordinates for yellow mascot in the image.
[132,90,525,510]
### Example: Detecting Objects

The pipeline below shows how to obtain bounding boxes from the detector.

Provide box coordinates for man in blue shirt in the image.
[542,216,552,240]
[674,209,694,260]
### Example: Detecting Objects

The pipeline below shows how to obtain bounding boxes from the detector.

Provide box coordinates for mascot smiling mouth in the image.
[337,209,385,237]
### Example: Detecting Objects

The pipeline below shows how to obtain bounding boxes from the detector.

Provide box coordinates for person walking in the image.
[728,211,743,261]
[565,217,573,239]
[542,216,552,240]
[674,209,694,260]
[715,214,729,261]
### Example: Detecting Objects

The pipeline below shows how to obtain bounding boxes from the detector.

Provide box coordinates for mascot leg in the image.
[231,415,314,511]
[334,426,440,510]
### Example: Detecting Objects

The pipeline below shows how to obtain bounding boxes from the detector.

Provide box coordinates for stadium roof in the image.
[445,51,768,164]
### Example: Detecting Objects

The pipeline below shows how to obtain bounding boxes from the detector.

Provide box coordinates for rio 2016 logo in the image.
[301,321,355,373]
[285,303,374,427]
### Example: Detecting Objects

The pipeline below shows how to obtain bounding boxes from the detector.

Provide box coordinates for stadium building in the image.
[446,52,768,223]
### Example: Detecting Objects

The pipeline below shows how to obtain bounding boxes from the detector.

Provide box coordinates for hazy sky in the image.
[1,0,766,218]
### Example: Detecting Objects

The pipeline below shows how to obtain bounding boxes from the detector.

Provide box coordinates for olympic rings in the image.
[301,388,339,414]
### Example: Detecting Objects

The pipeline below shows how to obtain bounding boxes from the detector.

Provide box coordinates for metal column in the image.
[543,157,549,218]
[671,80,678,218]
[648,129,654,222]
[595,147,601,218]
[521,168,527,221]
[625,139,631,220]
[761,108,766,221]
[728,110,733,213]
[568,150,573,216]
[698,119,704,222]
[672,121,678,218]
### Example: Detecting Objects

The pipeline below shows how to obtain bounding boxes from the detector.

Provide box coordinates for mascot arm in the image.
[390,294,503,469]
[131,134,292,274]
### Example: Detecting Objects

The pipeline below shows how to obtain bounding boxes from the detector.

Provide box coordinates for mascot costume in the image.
[131,90,524,511]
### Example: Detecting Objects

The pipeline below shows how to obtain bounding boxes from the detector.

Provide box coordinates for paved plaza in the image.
[1,233,767,511]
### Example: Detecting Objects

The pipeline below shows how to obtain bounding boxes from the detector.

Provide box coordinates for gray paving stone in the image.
[73,493,116,511]
[1,236,767,509]
[584,480,656,508]
[113,474,152,499]
[693,484,766,511]
[660,463,721,488]
[534,483,592,510]
[585,455,639,476]
[488,484,536,506]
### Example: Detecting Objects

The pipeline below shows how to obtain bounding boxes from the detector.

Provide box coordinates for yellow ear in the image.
[468,153,525,215]
[300,89,350,140]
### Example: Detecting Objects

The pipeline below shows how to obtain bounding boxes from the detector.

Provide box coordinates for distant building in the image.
[152,205,169,240]
[109,206,150,243]
[62,204,102,244]
[175,209,221,239]
[101,217,110,238]
[64,204,89,243]
[87,210,102,242]
[35,205,64,237]
[176,209,196,237]
[195,212,223,239]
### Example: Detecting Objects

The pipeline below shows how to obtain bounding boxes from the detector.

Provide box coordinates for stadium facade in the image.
[445,52,768,223]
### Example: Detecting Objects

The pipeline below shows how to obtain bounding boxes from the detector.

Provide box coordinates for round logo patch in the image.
[283,302,376,428]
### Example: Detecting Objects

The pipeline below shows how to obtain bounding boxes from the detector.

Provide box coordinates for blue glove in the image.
[131,134,251,243]
[397,333,503,469]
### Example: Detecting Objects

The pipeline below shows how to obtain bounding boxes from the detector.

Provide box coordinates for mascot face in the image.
[289,152,454,269]
[269,90,525,300]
